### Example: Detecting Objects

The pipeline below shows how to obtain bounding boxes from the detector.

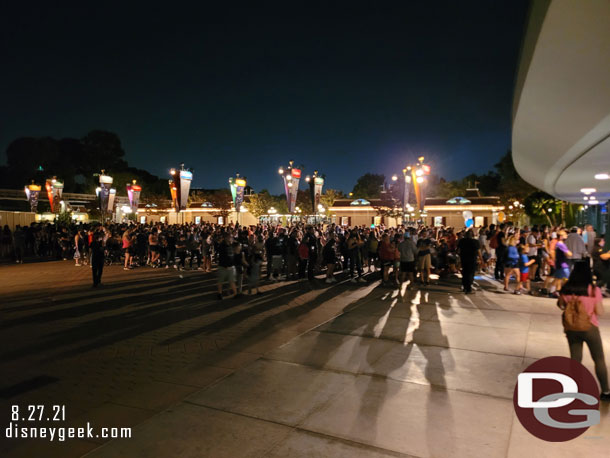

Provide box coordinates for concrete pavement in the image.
[1,262,609,457]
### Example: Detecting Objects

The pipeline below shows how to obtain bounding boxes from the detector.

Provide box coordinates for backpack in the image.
[561,296,591,332]
[298,242,309,260]
[489,233,498,249]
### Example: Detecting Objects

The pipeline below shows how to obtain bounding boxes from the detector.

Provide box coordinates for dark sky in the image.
[1,1,529,194]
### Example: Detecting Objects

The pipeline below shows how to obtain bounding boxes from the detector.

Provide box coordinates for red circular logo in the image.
[513,356,600,441]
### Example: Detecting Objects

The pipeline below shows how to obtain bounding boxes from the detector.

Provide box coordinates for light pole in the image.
[392,157,430,224]
[305,170,324,224]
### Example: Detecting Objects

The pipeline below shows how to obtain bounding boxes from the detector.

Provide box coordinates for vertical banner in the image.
[108,188,116,213]
[229,177,237,206]
[234,178,246,213]
[24,184,41,213]
[288,168,301,213]
[126,181,142,212]
[45,178,64,213]
[98,173,114,218]
[178,170,192,211]
[169,180,178,211]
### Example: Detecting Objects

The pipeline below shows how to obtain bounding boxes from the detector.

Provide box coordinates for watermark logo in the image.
[513,356,600,441]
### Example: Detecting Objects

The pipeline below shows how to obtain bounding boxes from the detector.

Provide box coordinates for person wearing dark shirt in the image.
[303,226,318,281]
[457,229,482,294]
[90,227,109,287]
[217,233,237,299]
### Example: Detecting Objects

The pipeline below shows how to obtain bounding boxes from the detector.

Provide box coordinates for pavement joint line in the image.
[182,401,421,458]
[313,328,528,360]
[255,357,517,402]
[340,310,536,332]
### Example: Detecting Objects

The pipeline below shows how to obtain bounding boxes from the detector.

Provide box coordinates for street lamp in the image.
[393,157,430,223]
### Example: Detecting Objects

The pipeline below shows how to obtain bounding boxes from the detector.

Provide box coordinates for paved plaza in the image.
[1,261,609,457]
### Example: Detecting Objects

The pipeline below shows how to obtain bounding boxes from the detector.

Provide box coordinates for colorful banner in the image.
[235,177,246,213]
[24,184,41,213]
[310,176,324,212]
[169,180,178,211]
[229,178,237,206]
[98,173,114,218]
[107,188,116,213]
[178,170,192,211]
[45,178,64,213]
[288,168,301,213]
[126,181,142,212]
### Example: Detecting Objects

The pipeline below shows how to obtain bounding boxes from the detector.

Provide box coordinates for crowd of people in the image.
[2,221,609,298]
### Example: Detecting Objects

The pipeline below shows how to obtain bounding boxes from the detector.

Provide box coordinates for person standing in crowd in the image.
[286,230,299,280]
[175,230,188,270]
[565,226,587,270]
[558,261,610,401]
[592,238,610,293]
[74,229,83,266]
[366,230,379,273]
[303,225,319,281]
[518,244,536,294]
[457,229,482,294]
[379,233,395,286]
[202,234,213,272]
[217,232,237,299]
[503,236,521,293]
[526,227,541,282]
[188,229,202,270]
[148,228,160,267]
[13,225,26,264]
[122,228,134,270]
[248,234,264,295]
[90,226,109,287]
[551,230,573,297]
[398,230,417,288]
[323,232,338,283]
[583,224,596,257]
[494,230,506,281]
[347,229,365,283]
[416,235,432,286]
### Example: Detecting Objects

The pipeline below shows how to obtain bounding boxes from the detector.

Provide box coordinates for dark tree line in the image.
[0,130,169,197]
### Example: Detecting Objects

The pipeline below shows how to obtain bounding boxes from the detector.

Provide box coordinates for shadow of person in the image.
[412,295,456,456]
[346,286,420,442]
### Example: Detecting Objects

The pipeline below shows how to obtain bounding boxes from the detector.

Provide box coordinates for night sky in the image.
[1,2,529,194]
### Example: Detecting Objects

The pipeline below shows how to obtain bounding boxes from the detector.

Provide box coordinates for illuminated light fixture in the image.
[278,167,284,175]
[583,196,588,200]
[287,182,293,187]
[588,200,599,205]
[580,188,596,194]
[594,173,609,180]
[509,205,513,210]
[513,201,519,206]
[392,175,398,181]
[415,169,424,177]
[416,176,424,183]
[547,208,553,212]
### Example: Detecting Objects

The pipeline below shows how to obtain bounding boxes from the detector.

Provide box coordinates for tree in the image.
[205,189,233,222]
[296,189,313,215]
[524,191,561,226]
[80,130,128,175]
[248,191,274,218]
[351,173,385,199]
[494,150,536,201]
[320,189,342,215]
